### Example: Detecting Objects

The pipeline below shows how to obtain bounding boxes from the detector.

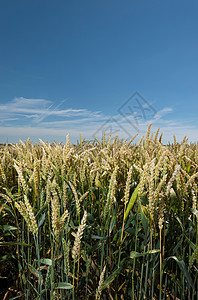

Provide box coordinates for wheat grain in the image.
[95,265,106,300]
[72,211,87,261]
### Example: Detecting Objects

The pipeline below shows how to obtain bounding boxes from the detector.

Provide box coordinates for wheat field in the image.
[0,124,198,299]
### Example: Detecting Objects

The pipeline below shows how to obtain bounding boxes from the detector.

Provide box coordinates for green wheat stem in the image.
[159,227,162,300]
[34,234,42,299]
[72,260,76,300]
[132,211,138,300]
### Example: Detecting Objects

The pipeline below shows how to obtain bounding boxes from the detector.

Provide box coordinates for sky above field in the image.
[0,0,198,144]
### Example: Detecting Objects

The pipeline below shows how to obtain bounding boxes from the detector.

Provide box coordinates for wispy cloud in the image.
[153,107,173,120]
[0,96,197,144]
[0,97,104,126]
[0,97,91,117]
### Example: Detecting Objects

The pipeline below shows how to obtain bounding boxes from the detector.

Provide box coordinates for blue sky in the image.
[0,0,198,144]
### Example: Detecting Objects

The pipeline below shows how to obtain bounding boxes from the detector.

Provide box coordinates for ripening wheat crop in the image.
[0,126,198,299]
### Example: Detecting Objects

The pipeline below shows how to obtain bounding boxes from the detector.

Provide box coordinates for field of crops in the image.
[0,124,198,299]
